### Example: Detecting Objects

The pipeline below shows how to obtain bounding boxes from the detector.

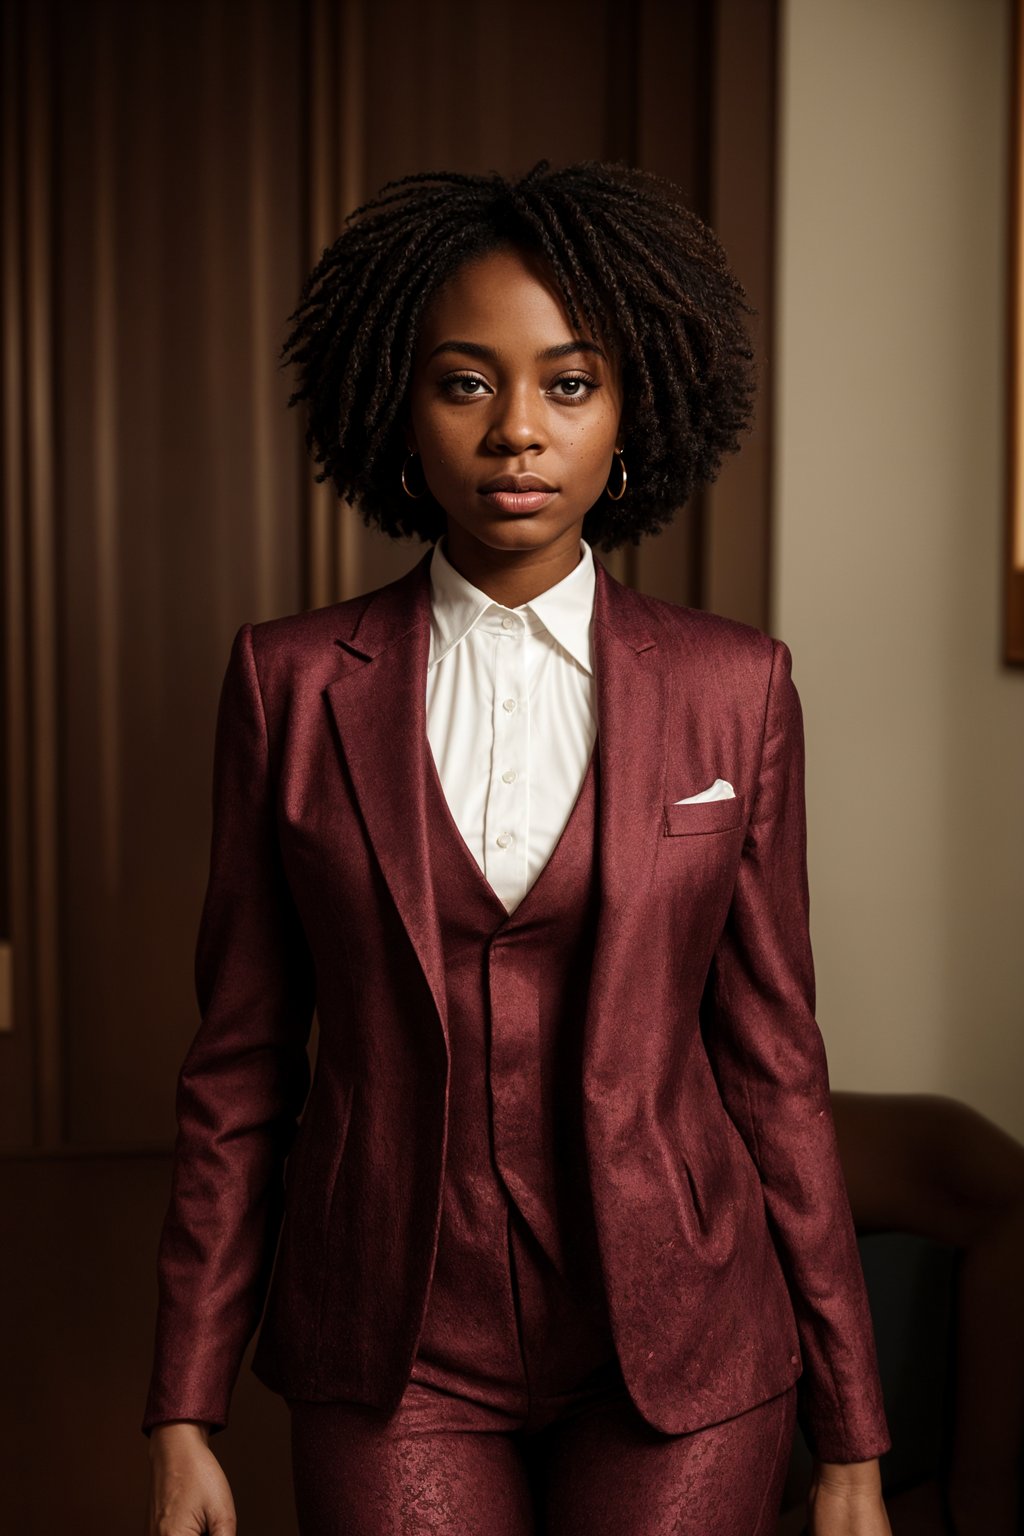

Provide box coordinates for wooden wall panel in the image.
[628,0,714,606]
[704,0,778,629]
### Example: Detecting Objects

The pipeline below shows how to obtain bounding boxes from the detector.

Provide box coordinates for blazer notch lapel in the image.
[323,585,448,1052]
[584,565,668,1094]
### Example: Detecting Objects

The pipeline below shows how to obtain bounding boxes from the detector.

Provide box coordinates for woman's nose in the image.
[484,384,545,455]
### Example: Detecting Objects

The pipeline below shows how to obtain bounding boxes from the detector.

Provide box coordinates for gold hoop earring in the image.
[605,449,627,501]
[402,452,427,500]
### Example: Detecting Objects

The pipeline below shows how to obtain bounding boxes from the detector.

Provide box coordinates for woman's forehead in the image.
[416,246,609,358]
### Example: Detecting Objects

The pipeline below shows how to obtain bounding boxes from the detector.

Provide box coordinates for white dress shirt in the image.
[426,534,598,915]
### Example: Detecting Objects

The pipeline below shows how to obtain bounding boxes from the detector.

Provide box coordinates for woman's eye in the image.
[440,373,490,399]
[550,373,599,403]
[437,371,600,403]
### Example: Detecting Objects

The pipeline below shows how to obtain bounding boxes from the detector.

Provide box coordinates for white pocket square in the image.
[673,777,735,804]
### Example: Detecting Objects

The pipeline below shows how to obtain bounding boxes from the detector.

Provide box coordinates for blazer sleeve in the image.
[699,637,892,1464]
[140,622,317,1437]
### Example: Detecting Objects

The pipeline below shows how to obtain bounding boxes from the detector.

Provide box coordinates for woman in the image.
[143,160,893,1536]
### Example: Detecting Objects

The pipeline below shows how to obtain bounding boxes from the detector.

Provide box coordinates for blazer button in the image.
[790,1353,799,1365]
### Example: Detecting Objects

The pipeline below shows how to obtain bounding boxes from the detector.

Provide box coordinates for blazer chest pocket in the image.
[662,794,745,837]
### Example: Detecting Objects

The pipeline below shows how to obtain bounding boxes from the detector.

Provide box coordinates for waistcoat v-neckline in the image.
[423,734,599,924]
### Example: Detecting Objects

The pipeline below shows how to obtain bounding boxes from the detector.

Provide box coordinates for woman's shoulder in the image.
[238,589,377,705]
[248,591,370,651]
[245,553,429,684]
[614,587,800,725]
[631,586,781,670]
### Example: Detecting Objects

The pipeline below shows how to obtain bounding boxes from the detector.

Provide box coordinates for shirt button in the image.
[496,831,514,849]
[501,615,516,630]
[501,770,517,783]
[502,698,517,713]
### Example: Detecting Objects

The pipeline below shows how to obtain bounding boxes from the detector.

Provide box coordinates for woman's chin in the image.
[447,511,582,555]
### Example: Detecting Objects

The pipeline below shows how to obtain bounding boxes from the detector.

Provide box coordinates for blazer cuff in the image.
[797,1376,892,1463]
[140,1406,227,1439]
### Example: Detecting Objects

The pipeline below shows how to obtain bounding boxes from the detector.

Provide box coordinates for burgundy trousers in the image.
[286,740,798,1532]
[288,1386,796,1536]
[288,1204,797,1536]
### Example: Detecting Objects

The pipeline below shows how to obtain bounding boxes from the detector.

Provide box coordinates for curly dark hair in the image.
[279,159,757,552]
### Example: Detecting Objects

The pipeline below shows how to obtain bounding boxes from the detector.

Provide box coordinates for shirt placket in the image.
[484,614,529,909]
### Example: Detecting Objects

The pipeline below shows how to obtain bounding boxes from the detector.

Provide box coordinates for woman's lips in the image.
[478,489,558,513]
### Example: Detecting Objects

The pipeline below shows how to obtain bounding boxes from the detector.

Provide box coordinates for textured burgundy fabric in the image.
[409,737,616,1406]
[284,760,797,1532]
[141,546,891,1463]
[288,1382,798,1535]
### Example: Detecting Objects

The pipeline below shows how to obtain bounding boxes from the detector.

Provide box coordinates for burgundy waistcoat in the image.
[408,735,619,1406]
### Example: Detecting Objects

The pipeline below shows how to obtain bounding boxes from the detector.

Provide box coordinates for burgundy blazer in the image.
[142,546,891,1464]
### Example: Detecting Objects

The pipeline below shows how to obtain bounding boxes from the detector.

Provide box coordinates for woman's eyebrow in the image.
[426,338,607,363]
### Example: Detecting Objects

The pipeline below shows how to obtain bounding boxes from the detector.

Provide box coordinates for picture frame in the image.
[1005,0,1024,663]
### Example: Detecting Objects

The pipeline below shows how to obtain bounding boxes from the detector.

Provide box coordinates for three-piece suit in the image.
[141,539,891,1502]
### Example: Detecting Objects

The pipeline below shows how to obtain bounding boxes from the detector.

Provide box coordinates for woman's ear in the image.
[402,409,418,457]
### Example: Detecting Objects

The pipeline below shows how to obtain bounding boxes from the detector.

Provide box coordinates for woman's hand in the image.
[147,1421,237,1536]
[807,1457,892,1536]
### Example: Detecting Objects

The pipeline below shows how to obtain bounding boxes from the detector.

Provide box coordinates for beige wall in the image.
[774,0,1024,1139]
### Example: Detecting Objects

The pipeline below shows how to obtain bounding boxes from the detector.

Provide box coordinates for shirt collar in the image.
[427,533,596,676]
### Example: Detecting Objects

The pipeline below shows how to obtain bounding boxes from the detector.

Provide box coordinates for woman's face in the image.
[405,245,623,562]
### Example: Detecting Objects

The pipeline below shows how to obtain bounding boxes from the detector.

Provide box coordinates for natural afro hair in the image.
[279,158,757,552]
